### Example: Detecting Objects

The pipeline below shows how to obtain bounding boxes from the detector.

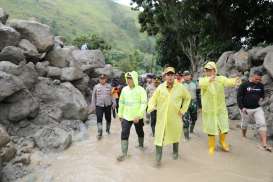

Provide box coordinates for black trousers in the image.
[96,105,112,131]
[150,110,157,136]
[121,119,144,140]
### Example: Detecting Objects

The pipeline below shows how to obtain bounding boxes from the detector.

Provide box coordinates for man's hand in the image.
[235,77,241,86]
[112,104,116,110]
[133,117,140,124]
[209,74,216,82]
[241,108,248,115]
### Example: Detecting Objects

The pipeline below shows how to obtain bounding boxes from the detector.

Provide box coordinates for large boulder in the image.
[0,8,9,24]
[216,51,234,76]
[248,46,264,65]
[255,45,273,61]
[33,126,72,152]
[46,46,76,68]
[3,89,40,123]
[0,62,38,90]
[232,50,251,72]
[54,36,65,48]
[9,19,54,52]
[0,46,25,65]
[0,71,24,102]
[0,61,20,75]
[61,67,84,81]
[33,78,88,121]
[0,23,20,50]
[94,64,113,77]
[47,66,61,78]
[18,39,42,63]
[69,50,105,71]
[263,52,273,78]
[71,74,90,97]
[35,61,49,76]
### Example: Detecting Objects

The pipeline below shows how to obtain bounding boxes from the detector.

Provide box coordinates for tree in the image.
[132,0,273,71]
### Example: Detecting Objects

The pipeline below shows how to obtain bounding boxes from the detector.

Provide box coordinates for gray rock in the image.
[54,36,65,48]
[94,64,113,77]
[13,153,31,165]
[0,61,19,75]
[113,68,123,78]
[33,78,88,121]
[61,67,84,81]
[232,50,251,72]
[0,71,24,102]
[46,46,77,68]
[248,46,264,65]
[1,163,30,182]
[0,23,20,50]
[69,49,105,71]
[0,46,25,64]
[227,105,241,120]
[17,62,39,89]
[0,143,17,162]
[0,8,9,24]
[47,66,61,78]
[0,127,10,148]
[263,51,273,78]
[216,51,235,76]
[34,126,72,152]
[35,61,49,76]
[71,74,90,97]
[255,45,273,61]
[18,39,42,63]
[9,19,54,52]
[4,89,40,123]
[6,120,40,137]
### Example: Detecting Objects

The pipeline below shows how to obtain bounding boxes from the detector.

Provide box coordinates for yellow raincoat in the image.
[147,81,191,146]
[199,62,238,135]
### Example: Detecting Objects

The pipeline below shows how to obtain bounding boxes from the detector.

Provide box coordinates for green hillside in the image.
[0,0,153,53]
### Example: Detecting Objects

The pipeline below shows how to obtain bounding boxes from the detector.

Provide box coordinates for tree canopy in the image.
[132,0,273,71]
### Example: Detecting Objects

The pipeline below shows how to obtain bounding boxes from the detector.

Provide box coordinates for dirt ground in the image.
[20,116,273,182]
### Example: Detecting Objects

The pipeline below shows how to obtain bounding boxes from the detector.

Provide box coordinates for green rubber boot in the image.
[173,143,179,160]
[138,137,144,150]
[154,145,162,167]
[117,140,128,162]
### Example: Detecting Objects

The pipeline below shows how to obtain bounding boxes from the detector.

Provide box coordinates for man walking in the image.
[117,71,147,161]
[237,70,272,152]
[199,62,240,155]
[90,74,116,140]
[148,67,191,167]
[182,70,198,140]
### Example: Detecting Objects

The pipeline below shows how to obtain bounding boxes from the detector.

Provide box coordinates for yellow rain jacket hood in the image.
[199,61,238,135]
[148,80,191,146]
[118,71,147,121]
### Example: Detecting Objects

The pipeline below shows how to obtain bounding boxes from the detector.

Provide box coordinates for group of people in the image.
[90,61,272,167]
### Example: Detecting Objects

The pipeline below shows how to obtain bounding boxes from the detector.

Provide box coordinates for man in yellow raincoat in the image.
[199,62,241,155]
[117,71,147,162]
[148,67,191,167]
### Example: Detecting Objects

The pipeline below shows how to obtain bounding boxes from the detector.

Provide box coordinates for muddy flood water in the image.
[20,115,273,182]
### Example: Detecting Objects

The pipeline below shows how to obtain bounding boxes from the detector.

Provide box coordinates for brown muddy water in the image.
[20,116,273,182]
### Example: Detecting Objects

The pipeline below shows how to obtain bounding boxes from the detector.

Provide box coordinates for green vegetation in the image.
[132,0,273,72]
[0,0,158,72]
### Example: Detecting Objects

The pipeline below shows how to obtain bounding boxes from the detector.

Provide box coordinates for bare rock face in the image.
[69,49,105,71]
[0,46,25,65]
[33,126,72,152]
[46,46,77,68]
[9,19,54,53]
[0,23,20,50]
[0,71,24,102]
[263,52,273,78]
[33,78,88,122]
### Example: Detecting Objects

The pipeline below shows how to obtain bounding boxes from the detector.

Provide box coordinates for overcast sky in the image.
[113,0,131,6]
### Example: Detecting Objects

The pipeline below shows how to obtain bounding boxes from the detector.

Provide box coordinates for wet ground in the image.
[20,116,273,182]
